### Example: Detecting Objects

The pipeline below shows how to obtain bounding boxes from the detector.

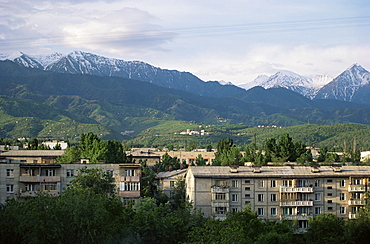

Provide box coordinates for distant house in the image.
[156,169,187,199]
[42,140,68,150]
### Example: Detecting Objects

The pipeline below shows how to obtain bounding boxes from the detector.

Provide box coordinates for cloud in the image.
[62,8,176,55]
[189,44,370,85]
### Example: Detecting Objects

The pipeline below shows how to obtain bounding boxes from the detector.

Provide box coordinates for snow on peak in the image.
[0,51,24,61]
[30,52,64,67]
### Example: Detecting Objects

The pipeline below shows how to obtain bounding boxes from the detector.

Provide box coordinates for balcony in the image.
[120,176,140,182]
[19,175,61,183]
[119,191,140,198]
[348,186,366,192]
[280,214,312,220]
[211,186,229,193]
[349,212,357,219]
[348,199,366,205]
[280,200,314,207]
[280,186,313,193]
[19,190,60,197]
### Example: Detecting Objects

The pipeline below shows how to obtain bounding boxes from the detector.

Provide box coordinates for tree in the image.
[214,138,243,166]
[171,177,187,209]
[68,167,117,198]
[305,214,345,244]
[196,154,206,166]
[27,138,39,150]
[57,145,81,163]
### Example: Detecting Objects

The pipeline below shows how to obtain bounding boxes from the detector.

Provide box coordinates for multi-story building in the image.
[186,165,370,229]
[0,150,142,204]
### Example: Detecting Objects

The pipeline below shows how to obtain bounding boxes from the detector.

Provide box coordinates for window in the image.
[42,183,57,191]
[314,180,321,187]
[245,201,250,205]
[328,207,333,211]
[328,200,333,203]
[340,207,346,214]
[327,179,333,183]
[120,182,140,191]
[6,169,14,177]
[215,207,226,214]
[314,193,321,201]
[283,180,293,187]
[25,184,36,191]
[271,208,277,216]
[245,194,250,198]
[46,169,56,176]
[354,179,362,185]
[170,181,175,187]
[231,208,238,213]
[258,180,265,188]
[327,186,333,190]
[299,220,309,229]
[270,180,276,188]
[257,208,264,216]
[232,180,239,188]
[105,169,114,175]
[66,169,74,177]
[20,160,26,163]
[245,187,250,191]
[340,193,345,201]
[340,180,345,187]
[315,207,321,215]
[283,208,293,215]
[245,180,250,184]
[33,160,38,163]
[231,194,238,202]
[125,169,135,176]
[6,184,14,193]
[297,179,309,187]
[271,194,277,202]
[327,193,333,196]
[258,194,264,202]
[216,193,226,200]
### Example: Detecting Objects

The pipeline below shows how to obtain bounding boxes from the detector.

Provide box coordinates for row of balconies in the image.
[18,175,140,183]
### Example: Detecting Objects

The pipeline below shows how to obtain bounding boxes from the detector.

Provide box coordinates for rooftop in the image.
[0,150,65,157]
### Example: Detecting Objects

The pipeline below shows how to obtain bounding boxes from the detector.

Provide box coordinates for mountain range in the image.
[1,51,370,142]
[2,51,370,104]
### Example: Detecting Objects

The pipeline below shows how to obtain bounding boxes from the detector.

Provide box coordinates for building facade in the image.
[0,150,141,204]
[186,166,370,229]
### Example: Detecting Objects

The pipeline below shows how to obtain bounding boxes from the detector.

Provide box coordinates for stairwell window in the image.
[6,169,14,178]
[6,184,14,193]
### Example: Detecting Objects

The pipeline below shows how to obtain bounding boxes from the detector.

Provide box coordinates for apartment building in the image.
[0,150,141,204]
[186,165,370,229]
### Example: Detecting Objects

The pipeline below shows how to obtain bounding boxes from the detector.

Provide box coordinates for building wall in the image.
[0,163,142,205]
[186,166,369,223]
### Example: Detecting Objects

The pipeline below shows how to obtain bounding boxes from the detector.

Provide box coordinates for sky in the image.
[1,0,370,85]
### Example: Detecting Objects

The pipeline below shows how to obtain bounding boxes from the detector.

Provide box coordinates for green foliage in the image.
[305,214,345,244]
[214,137,244,166]
[185,206,294,244]
[68,167,117,198]
[0,191,127,244]
[153,152,186,172]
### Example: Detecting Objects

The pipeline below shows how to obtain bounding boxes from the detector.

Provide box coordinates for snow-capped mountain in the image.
[315,64,370,102]
[239,70,332,99]
[239,75,269,90]
[0,51,247,99]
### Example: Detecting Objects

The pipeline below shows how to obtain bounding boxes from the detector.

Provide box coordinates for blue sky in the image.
[1,0,370,84]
